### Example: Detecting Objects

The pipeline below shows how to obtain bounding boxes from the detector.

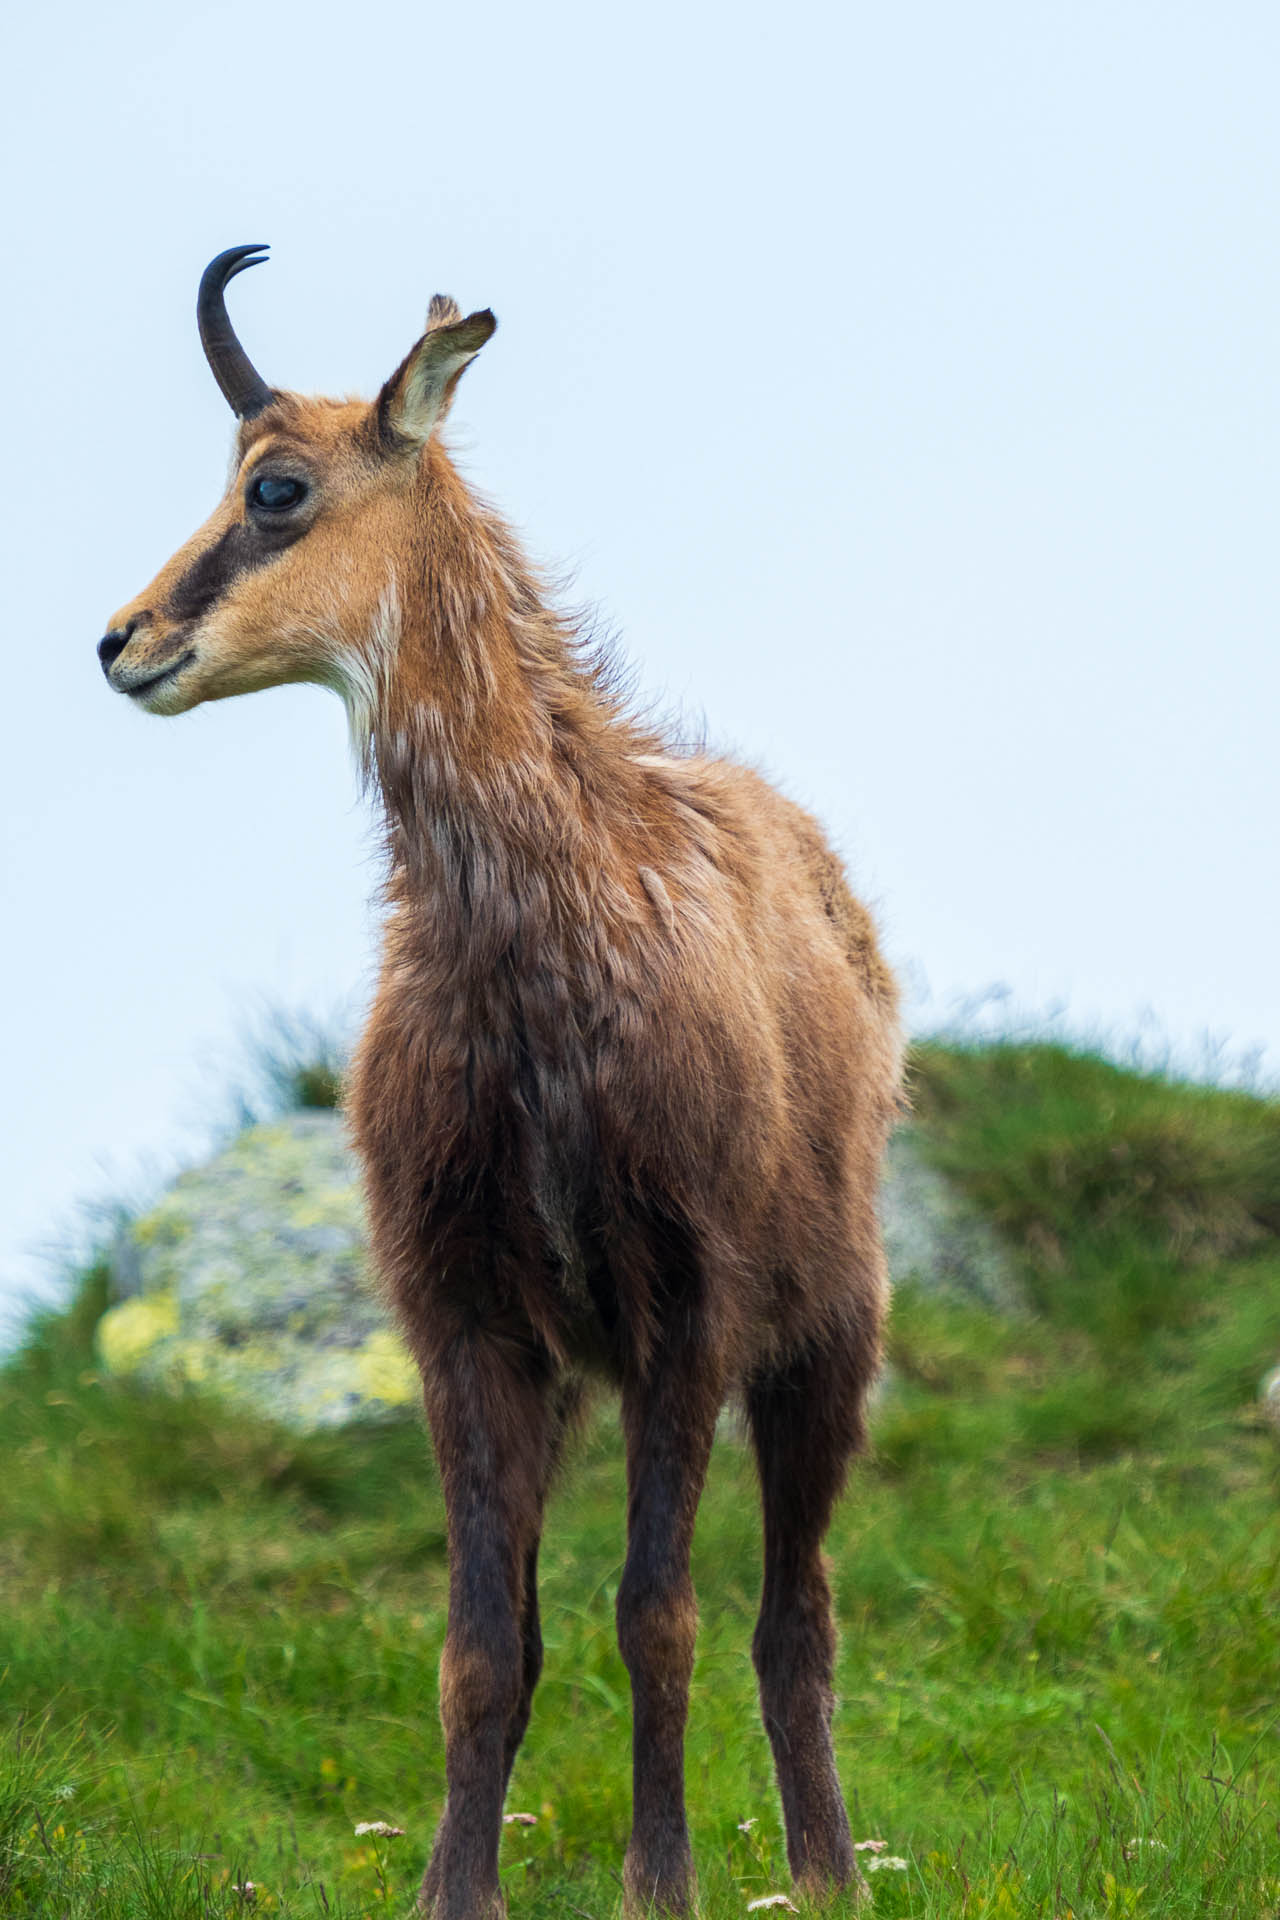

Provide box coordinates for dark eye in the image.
[249,474,307,513]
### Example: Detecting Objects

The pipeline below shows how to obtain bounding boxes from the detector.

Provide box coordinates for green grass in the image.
[3,1042,1279,1916]
[229,1007,348,1122]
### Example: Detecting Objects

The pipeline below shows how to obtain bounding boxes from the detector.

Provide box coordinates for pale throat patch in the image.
[330,574,403,777]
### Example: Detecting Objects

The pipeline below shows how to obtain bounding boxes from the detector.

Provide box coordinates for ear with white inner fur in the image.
[376,302,496,447]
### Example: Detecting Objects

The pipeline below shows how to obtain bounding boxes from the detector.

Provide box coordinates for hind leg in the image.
[500,1382,580,1798]
[747,1315,880,1898]
[616,1325,724,1917]
[418,1332,558,1920]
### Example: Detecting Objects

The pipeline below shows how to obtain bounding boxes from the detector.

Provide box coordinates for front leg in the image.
[616,1325,723,1918]
[419,1327,554,1920]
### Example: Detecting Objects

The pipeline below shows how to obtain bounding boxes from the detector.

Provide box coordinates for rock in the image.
[1260,1366,1280,1431]
[97,1112,417,1429]
[880,1129,1021,1312]
[97,1114,1018,1432]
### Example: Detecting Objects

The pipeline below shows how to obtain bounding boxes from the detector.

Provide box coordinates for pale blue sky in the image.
[2,0,1277,1326]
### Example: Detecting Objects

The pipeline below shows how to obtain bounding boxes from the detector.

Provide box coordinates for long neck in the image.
[362,449,668,968]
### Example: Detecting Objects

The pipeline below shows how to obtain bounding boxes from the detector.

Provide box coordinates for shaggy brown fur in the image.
[100,272,904,1920]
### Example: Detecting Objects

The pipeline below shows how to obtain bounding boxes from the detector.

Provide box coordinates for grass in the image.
[229,1007,348,1122]
[2,1041,1279,1916]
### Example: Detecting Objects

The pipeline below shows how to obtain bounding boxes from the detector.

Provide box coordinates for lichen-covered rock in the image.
[97,1112,1017,1431]
[1260,1366,1280,1431]
[880,1130,1022,1312]
[98,1112,417,1429]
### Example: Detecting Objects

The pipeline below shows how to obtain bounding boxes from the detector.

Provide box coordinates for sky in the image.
[2,0,1277,1329]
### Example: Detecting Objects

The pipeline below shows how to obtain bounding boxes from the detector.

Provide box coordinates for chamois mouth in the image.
[121,649,197,704]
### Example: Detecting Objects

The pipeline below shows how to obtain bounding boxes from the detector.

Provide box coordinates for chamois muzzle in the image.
[197,244,275,419]
[97,624,133,676]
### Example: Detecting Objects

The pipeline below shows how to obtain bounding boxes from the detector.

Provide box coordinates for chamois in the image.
[100,246,904,1920]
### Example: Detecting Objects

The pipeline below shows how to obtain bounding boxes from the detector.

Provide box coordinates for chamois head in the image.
[99,246,495,719]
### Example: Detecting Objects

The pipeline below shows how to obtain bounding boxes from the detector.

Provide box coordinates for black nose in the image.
[98,623,135,677]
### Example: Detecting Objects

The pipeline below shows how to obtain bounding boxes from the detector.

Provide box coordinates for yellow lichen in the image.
[131,1208,190,1250]
[354,1329,418,1407]
[168,1340,212,1384]
[97,1291,179,1374]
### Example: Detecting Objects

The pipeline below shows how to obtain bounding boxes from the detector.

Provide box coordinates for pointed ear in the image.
[375,300,496,448]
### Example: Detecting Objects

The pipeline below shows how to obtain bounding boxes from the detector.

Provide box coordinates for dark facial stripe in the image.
[166,518,306,625]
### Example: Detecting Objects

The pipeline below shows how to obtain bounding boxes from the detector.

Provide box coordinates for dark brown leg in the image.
[747,1326,876,1901]
[500,1379,582,1795]
[418,1332,555,1920]
[500,1534,543,1797]
[616,1330,722,1918]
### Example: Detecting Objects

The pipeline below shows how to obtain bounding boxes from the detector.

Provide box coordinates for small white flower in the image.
[866,1855,908,1873]
[231,1885,257,1903]
[354,1821,406,1838]
[747,1897,797,1912]
[52,1785,76,1802]
[503,1812,538,1827]
[738,1817,759,1833]
[853,1838,887,1853]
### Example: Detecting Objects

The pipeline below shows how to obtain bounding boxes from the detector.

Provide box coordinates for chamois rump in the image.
[99,246,904,1920]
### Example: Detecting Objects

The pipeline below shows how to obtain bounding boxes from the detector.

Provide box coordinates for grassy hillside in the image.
[3,1043,1278,1917]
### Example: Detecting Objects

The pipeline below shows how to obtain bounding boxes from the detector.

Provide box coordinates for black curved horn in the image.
[197,245,274,419]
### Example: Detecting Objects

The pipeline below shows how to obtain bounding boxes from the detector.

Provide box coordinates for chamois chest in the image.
[349,911,706,1369]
